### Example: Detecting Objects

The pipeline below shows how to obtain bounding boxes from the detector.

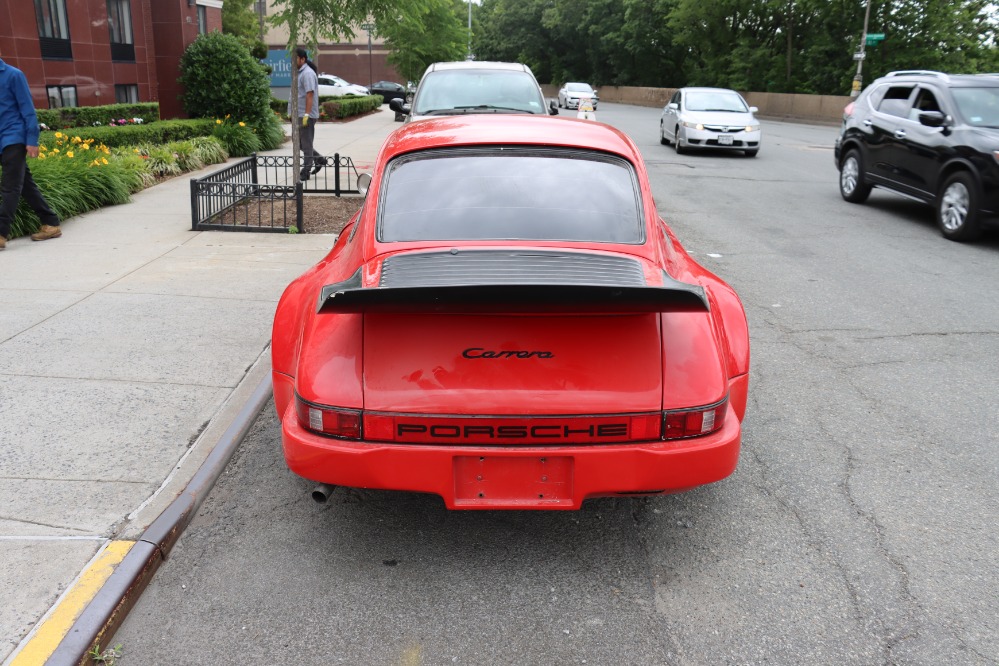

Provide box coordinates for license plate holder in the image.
[718,134,734,145]
[454,456,573,507]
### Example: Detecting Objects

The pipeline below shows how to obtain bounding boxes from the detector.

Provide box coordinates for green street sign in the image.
[361,23,375,31]
[865,33,885,46]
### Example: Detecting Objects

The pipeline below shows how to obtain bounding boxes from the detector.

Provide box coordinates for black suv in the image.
[835,70,999,241]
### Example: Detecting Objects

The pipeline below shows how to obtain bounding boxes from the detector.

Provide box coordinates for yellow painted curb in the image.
[10,540,134,666]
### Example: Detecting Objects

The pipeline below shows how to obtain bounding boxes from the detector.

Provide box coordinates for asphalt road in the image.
[115,104,999,665]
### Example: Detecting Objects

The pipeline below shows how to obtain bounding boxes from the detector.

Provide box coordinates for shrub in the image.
[320,95,383,119]
[39,119,217,150]
[143,145,183,177]
[254,112,286,151]
[189,136,229,165]
[179,32,272,125]
[36,103,160,130]
[171,140,204,172]
[211,117,262,156]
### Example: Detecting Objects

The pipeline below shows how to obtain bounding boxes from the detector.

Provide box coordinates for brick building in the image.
[0,0,223,119]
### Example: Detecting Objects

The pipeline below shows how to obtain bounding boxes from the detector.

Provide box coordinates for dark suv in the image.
[835,70,999,241]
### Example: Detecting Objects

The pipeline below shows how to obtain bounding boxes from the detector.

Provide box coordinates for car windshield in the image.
[685,91,748,113]
[566,83,593,93]
[379,148,644,243]
[950,87,999,127]
[413,70,546,115]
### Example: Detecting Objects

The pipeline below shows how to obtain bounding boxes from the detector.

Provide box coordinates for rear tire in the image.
[937,171,982,242]
[839,149,872,203]
[660,122,669,145]
[674,127,686,155]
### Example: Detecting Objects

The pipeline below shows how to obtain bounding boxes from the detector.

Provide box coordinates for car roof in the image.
[426,61,531,73]
[874,71,999,88]
[381,115,640,163]
[681,87,741,94]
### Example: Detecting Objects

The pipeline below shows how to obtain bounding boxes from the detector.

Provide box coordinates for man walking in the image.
[0,57,61,249]
[290,47,323,181]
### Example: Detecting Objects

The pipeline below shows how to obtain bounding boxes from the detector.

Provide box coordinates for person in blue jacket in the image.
[0,57,61,250]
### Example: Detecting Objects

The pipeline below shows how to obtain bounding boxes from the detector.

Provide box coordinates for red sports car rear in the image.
[272,115,749,510]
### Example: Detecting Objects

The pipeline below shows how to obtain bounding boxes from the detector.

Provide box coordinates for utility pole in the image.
[362,22,375,86]
[851,0,872,97]
[467,0,472,60]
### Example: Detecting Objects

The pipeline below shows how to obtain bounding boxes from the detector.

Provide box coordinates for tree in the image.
[380,0,467,83]
[223,0,268,59]
[268,0,431,183]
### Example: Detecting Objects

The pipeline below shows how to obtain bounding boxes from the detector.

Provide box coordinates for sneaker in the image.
[31,225,62,241]
[300,170,310,182]
[311,157,327,174]
[0,236,6,250]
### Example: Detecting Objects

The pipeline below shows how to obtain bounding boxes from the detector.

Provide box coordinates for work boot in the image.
[31,224,62,241]
[0,236,6,250]
[300,169,310,182]
[311,156,327,174]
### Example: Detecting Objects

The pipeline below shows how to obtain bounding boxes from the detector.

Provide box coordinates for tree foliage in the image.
[473,0,999,93]
[222,0,267,58]
[178,32,273,124]
[380,0,468,83]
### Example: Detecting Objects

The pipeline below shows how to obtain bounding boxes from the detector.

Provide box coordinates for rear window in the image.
[413,69,546,115]
[378,148,645,244]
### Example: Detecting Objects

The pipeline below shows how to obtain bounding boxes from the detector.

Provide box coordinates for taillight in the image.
[843,102,855,117]
[295,395,361,439]
[663,398,728,440]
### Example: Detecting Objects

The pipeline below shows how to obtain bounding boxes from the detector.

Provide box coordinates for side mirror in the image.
[667,102,679,110]
[389,97,411,115]
[549,99,559,115]
[918,110,948,128]
[357,172,373,197]
[749,106,759,114]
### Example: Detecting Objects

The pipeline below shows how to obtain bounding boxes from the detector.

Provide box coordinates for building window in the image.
[115,84,139,104]
[107,0,135,61]
[197,6,207,34]
[35,0,73,59]
[47,85,78,108]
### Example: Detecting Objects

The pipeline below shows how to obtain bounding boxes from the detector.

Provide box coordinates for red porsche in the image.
[271,115,750,510]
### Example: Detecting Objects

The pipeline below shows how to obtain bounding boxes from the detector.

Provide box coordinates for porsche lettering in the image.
[397,423,628,438]
[462,347,554,359]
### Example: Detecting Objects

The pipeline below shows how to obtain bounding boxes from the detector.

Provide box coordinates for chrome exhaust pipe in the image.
[311,483,336,503]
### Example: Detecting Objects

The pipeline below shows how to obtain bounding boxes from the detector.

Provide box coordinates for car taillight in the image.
[295,395,361,439]
[663,399,728,440]
[843,102,855,117]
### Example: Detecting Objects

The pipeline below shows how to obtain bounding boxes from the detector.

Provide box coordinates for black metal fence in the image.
[190,153,361,233]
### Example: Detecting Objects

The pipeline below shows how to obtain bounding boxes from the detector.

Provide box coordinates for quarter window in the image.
[876,86,915,118]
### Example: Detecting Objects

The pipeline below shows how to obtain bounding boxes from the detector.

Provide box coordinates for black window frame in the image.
[35,0,73,60]
[47,84,78,109]
[107,0,135,62]
[115,84,139,104]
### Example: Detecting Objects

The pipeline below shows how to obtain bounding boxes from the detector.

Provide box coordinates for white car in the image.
[659,87,761,157]
[558,82,598,110]
[317,74,369,97]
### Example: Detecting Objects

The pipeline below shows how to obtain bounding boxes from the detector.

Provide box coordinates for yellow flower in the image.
[71,136,81,144]
[216,119,222,124]
[238,122,245,127]
[38,153,46,160]
[66,151,74,158]
[101,157,109,165]
[52,148,60,154]
[55,132,63,138]
[225,114,230,118]
[39,145,47,152]
[133,148,140,153]
[81,143,90,150]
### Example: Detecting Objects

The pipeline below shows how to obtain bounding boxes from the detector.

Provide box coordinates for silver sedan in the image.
[659,87,762,157]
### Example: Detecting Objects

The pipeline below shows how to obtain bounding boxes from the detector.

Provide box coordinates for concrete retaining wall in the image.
[541,84,850,125]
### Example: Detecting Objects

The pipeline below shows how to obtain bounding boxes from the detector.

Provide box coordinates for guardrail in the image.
[190,153,361,232]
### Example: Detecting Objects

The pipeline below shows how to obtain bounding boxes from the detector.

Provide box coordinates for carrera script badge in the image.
[462,347,554,359]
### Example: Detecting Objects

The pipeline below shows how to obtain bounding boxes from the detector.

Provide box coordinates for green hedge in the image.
[319,95,383,119]
[36,103,160,130]
[39,119,217,149]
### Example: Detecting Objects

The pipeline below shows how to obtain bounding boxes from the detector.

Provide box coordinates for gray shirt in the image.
[289,64,319,119]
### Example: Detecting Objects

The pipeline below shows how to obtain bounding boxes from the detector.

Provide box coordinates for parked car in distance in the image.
[271,114,750,510]
[317,73,368,97]
[369,80,407,103]
[390,61,558,122]
[835,70,999,242]
[558,82,599,110]
[660,87,762,157]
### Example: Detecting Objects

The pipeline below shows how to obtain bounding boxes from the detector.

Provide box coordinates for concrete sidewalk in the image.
[0,108,399,664]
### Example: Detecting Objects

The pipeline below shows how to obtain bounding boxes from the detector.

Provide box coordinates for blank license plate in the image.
[718,134,734,145]
[453,456,573,506]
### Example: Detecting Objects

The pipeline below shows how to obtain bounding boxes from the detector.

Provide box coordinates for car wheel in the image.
[660,122,670,145]
[745,149,759,157]
[674,127,685,155]
[839,149,871,203]
[937,171,982,242]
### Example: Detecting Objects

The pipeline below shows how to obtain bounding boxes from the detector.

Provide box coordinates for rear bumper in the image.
[280,403,741,510]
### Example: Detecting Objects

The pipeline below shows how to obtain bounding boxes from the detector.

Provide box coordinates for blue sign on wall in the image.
[264,49,292,87]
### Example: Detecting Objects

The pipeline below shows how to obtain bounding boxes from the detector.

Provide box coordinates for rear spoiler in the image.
[317,253,709,314]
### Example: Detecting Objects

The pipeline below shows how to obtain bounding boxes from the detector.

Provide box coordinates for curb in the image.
[37,375,273,666]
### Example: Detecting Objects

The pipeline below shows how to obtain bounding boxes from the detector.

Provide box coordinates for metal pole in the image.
[368,29,373,86]
[467,0,472,59]
[852,0,872,97]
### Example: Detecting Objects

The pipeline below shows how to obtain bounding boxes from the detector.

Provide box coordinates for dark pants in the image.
[299,117,323,177]
[0,144,59,239]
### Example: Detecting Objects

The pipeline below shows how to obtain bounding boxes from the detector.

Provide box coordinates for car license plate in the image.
[718,134,734,145]
[453,456,573,506]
